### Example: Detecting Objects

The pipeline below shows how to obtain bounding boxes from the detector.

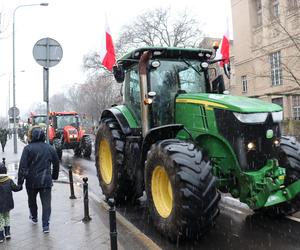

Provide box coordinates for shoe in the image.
[4,226,10,239]
[0,231,4,243]
[29,216,38,224]
[43,226,49,234]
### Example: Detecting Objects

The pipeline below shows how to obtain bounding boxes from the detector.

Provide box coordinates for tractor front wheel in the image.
[81,136,92,158]
[95,118,134,204]
[145,139,220,241]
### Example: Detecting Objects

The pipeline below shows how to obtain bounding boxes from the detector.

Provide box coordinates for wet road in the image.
[61,150,300,250]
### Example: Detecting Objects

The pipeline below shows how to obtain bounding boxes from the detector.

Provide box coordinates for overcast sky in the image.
[0,0,232,118]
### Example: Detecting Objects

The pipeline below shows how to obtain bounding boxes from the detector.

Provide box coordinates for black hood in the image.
[31,127,45,142]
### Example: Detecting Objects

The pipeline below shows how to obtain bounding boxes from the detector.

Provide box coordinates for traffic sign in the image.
[33,37,63,68]
[8,107,20,117]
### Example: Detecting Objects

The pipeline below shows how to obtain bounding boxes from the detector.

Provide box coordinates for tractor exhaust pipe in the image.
[139,51,152,137]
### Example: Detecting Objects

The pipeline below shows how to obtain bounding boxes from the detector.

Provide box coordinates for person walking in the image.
[0,162,22,243]
[0,128,8,152]
[17,126,59,233]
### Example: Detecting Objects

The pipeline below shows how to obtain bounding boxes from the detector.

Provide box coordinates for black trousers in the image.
[26,187,51,228]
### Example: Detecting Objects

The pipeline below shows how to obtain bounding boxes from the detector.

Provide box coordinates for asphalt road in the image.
[61,150,300,250]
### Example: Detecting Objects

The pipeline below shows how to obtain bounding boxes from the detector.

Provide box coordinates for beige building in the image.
[230,0,300,120]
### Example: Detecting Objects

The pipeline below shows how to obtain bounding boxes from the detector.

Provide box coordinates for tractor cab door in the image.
[124,66,142,126]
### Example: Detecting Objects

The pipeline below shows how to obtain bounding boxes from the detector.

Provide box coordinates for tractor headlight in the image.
[272,111,283,122]
[233,112,268,124]
[247,142,256,150]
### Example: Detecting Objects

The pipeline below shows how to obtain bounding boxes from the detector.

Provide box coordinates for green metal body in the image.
[107,47,300,210]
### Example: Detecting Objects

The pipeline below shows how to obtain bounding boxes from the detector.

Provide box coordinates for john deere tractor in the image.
[49,111,92,160]
[95,47,300,241]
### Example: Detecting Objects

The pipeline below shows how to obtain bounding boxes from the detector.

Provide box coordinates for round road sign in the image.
[33,37,63,68]
[8,107,20,118]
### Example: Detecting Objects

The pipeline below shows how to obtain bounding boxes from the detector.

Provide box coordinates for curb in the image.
[60,167,161,250]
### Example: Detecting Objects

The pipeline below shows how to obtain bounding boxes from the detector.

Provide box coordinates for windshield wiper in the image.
[180,58,202,76]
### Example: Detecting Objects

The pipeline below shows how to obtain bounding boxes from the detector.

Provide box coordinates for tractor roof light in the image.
[200,62,209,69]
[213,41,219,51]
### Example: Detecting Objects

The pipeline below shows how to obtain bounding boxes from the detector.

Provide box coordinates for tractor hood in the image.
[176,93,282,113]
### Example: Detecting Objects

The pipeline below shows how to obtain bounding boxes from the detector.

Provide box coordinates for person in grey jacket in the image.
[18,126,59,233]
[0,163,22,243]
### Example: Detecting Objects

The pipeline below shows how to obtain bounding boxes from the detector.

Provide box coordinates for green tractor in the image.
[95,47,300,241]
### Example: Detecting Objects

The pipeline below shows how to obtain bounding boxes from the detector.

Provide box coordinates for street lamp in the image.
[12,3,49,153]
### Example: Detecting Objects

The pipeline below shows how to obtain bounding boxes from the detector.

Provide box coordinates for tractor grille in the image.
[214,109,281,171]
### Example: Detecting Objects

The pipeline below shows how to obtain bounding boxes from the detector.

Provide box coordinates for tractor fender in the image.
[141,124,184,167]
[101,109,132,135]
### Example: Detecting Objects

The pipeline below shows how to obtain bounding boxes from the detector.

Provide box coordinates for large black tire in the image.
[145,139,220,241]
[259,136,300,216]
[53,138,62,160]
[81,135,92,158]
[95,118,134,204]
[74,146,82,157]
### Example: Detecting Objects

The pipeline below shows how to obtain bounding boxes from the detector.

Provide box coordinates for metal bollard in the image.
[68,165,76,199]
[2,158,5,166]
[82,177,92,223]
[108,198,118,250]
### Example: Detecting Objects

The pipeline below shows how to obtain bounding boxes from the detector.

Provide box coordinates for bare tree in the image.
[49,93,70,112]
[115,7,204,57]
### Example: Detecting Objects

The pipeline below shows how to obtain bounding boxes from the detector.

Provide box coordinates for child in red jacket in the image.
[0,162,22,243]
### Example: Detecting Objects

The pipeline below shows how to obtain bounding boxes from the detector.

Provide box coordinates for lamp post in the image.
[12,3,48,153]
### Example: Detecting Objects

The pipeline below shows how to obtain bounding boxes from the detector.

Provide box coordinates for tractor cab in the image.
[115,47,224,128]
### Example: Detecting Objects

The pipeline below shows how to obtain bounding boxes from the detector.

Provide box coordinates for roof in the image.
[117,47,213,69]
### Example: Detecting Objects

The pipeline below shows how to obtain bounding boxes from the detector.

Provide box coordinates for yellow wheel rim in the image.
[151,165,173,218]
[99,139,113,184]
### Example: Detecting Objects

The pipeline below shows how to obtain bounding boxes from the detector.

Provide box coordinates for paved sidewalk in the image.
[0,138,157,250]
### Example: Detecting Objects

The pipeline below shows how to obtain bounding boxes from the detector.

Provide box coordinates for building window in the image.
[272,97,283,107]
[292,96,300,120]
[287,0,298,11]
[269,51,282,86]
[270,0,280,18]
[241,75,248,93]
[255,0,263,26]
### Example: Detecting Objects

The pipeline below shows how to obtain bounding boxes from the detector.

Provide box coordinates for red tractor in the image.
[48,111,92,160]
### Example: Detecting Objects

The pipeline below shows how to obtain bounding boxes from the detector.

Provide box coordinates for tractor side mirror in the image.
[212,75,225,94]
[113,65,125,83]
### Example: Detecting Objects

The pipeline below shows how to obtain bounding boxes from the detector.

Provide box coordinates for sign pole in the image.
[33,37,63,144]
[43,67,49,143]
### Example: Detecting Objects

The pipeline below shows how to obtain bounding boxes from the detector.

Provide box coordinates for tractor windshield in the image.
[150,60,206,94]
[33,116,46,125]
[56,115,79,129]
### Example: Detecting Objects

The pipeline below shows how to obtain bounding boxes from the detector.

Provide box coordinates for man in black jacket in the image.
[18,126,59,233]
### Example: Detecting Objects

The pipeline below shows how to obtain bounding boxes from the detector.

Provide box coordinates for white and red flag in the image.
[99,14,116,71]
[216,17,230,67]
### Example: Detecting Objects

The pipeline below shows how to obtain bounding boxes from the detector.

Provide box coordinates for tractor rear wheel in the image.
[95,118,134,204]
[53,138,62,160]
[81,136,92,158]
[145,139,220,241]
[260,136,300,216]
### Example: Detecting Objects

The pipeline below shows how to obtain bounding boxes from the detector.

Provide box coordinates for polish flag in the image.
[218,17,230,67]
[99,14,116,71]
